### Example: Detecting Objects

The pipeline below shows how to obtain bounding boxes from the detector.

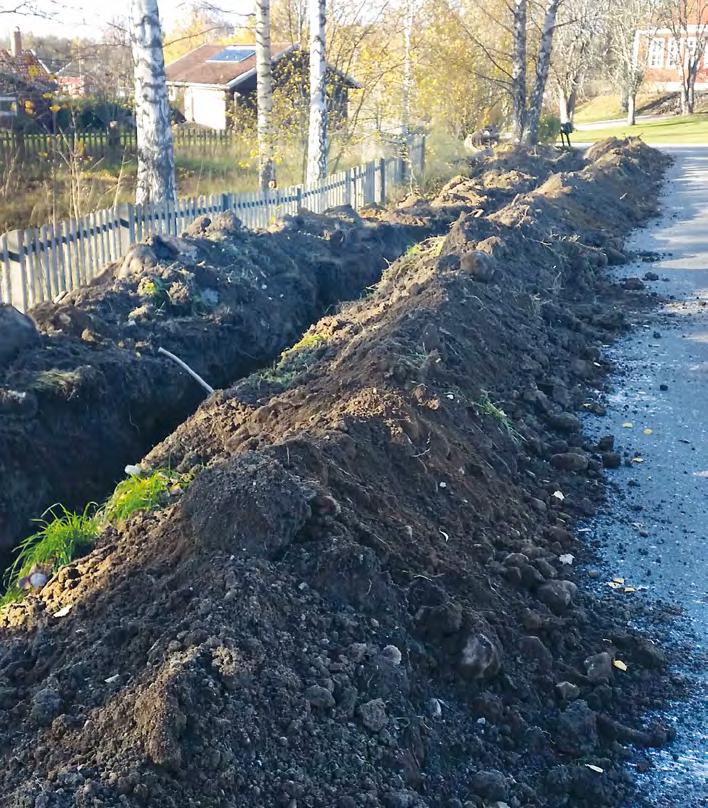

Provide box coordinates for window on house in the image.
[686,37,697,65]
[666,38,679,68]
[648,38,665,68]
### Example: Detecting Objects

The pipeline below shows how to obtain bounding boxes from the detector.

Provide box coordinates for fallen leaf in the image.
[53,604,72,618]
[612,577,625,584]
[622,422,634,428]
[613,659,628,671]
[623,586,636,593]
[643,428,653,435]
[632,457,644,463]
[607,581,623,589]
[585,764,604,773]
[559,553,575,565]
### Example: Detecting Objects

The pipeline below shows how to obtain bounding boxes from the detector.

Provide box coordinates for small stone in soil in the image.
[304,685,335,710]
[469,769,509,802]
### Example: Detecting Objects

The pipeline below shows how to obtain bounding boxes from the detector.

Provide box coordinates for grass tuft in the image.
[102,470,176,525]
[256,331,329,388]
[474,390,524,444]
[1,504,98,606]
[0,468,189,609]
[280,331,328,361]
[137,276,170,307]
[32,369,84,397]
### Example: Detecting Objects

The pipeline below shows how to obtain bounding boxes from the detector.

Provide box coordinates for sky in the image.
[1,0,254,41]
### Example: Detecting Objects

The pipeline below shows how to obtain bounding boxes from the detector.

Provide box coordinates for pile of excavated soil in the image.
[0,147,579,562]
[0,140,677,808]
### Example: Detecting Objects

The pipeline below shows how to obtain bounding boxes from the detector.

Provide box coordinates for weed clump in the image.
[31,369,85,398]
[257,331,329,388]
[0,468,188,607]
[474,390,524,444]
[137,276,170,307]
[1,504,98,606]
[102,469,179,525]
[280,332,328,361]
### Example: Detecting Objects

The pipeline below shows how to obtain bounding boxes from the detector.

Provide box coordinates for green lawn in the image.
[574,92,669,123]
[571,113,708,144]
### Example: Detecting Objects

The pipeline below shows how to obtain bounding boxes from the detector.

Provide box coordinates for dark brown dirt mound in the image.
[0,209,432,559]
[0,149,581,561]
[0,140,677,808]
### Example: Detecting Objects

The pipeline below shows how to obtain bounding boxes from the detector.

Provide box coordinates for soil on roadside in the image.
[0,141,681,808]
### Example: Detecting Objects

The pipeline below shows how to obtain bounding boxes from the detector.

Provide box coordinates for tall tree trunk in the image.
[680,81,690,115]
[256,0,275,190]
[687,75,696,114]
[130,0,176,205]
[511,0,527,143]
[402,3,413,136]
[558,87,577,124]
[627,91,636,125]
[401,2,414,183]
[306,0,327,185]
[523,0,560,145]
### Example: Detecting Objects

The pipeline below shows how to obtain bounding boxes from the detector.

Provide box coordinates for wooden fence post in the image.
[378,158,386,205]
[117,204,136,256]
[1,233,12,306]
[344,168,353,207]
[5,230,28,312]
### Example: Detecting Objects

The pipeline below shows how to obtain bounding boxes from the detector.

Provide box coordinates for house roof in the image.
[166,43,292,88]
[165,42,359,90]
[0,48,53,95]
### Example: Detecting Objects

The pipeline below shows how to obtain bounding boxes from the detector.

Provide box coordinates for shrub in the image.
[538,114,562,144]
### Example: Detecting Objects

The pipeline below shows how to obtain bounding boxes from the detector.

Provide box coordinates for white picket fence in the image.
[0,137,425,312]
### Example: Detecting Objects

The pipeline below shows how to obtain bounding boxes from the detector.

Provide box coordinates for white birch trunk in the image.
[511,0,527,143]
[523,0,560,145]
[130,0,177,205]
[256,0,276,191]
[402,3,413,136]
[401,2,414,183]
[558,88,577,125]
[627,92,636,125]
[306,0,327,185]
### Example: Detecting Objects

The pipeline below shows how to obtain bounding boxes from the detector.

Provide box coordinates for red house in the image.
[637,11,708,92]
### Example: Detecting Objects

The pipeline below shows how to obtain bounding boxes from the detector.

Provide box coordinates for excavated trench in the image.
[0,215,427,572]
[0,139,686,808]
[0,147,581,577]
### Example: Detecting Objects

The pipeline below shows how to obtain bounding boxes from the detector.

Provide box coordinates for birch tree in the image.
[609,0,657,125]
[664,0,708,114]
[130,0,176,204]
[551,0,611,124]
[256,0,276,190]
[511,0,527,142]
[523,0,561,144]
[306,0,327,185]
